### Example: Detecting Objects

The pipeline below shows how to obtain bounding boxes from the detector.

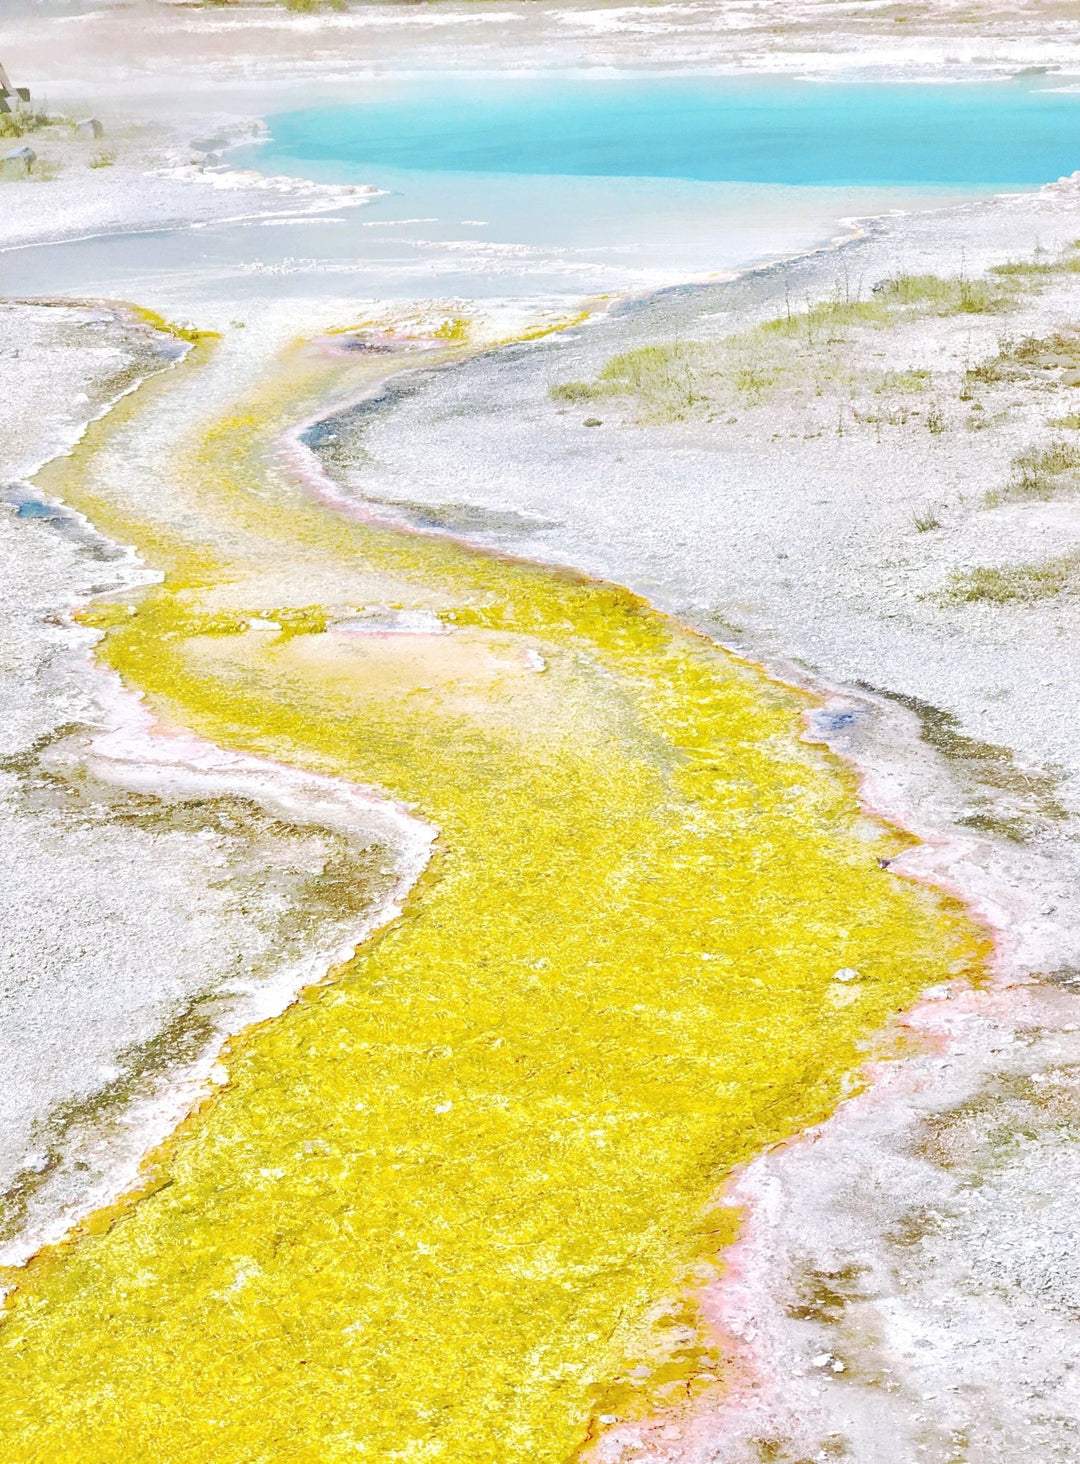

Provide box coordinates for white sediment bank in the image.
[1,653,433,1272]
[0,303,432,1272]
[0,154,383,254]
[6,0,1080,91]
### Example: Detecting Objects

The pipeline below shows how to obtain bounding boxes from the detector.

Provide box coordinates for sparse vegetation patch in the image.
[874,271,1016,314]
[911,503,942,532]
[550,380,597,403]
[962,327,1080,403]
[550,270,1024,424]
[987,438,1080,506]
[989,241,1080,283]
[943,553,1080,604]
[877,368,930,394]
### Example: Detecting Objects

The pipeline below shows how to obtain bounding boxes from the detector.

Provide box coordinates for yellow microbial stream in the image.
[0,328,984,1462]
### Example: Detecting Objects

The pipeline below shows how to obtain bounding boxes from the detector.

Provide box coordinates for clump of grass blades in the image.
[990,259,1056,280]
[877,368,931,394]
[729,365,780,400]
[875,273,1016,315]
[944,553,1080,604]
[961,359,1004,396]
[550,380,597,403]
[551,342,713,420]
[595,342,704,390]
[0,110,51,139]
[990,240,1080,281]
[987,439,1080,505]
[759,294,889,340]
[911,504,942,532]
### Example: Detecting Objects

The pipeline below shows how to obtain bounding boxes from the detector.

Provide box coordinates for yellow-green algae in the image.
[0,328,987,1463]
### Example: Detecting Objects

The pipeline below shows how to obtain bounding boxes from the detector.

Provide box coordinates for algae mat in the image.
[0,328,984,1463]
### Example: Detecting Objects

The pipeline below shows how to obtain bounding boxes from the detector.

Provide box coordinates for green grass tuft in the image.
[911,504,942,532]
[875,272,1016,315]
[943,553,1080,604]
[877,368,931,394]
[0,109,51,140]
[986,439,1080,506]
[550,381,598,403]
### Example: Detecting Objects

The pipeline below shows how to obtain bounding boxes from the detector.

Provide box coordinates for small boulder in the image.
[1,145,35,177]
[75,117,104,140]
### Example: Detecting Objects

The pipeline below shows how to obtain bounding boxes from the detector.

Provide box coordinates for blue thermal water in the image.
[251,76,1080,188]
[9,76,1080,307]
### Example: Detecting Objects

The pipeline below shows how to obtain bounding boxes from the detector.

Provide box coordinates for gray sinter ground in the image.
[672,979,1080,1464]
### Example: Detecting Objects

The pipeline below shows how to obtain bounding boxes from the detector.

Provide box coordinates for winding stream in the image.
[0,318,986,1461]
